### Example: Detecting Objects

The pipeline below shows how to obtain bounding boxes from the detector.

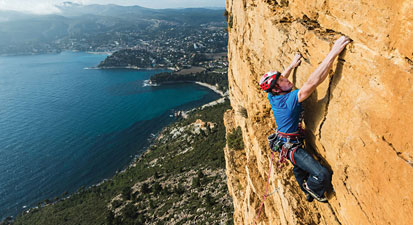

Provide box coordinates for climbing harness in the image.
[275,131,303,167]
[271,111,305,167]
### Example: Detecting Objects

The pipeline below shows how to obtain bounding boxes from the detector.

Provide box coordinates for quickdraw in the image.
[276,135,301,168]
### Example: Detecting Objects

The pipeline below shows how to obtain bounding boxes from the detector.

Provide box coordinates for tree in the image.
[197,170,205,178]
[122,187,132,200]
[123,203,138,219]
[174,184,185,195]
[227,126,244,150]
[153,182,163,195]
[106,210,115,225]
[192,177,200,188]
[141,183,151,194]
[205,193,215,207]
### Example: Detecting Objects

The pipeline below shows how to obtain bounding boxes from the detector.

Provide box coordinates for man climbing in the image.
[259,36,350,202]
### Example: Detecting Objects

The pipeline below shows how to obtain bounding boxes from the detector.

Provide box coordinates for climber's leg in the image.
[292,148,332,197]
[292,166,309,193]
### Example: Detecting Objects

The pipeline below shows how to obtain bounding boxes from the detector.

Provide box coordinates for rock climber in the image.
[259,36,351,202]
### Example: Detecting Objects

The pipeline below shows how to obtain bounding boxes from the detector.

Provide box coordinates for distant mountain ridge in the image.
[0,3,226,55]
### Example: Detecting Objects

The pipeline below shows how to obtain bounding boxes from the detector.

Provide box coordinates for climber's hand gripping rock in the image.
[290,53,302,68]
[330,36,351,57]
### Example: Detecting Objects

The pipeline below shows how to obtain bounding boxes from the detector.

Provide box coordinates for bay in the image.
[0,51,220,219]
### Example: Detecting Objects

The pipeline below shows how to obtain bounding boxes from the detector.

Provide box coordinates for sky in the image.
[0,0,226,14]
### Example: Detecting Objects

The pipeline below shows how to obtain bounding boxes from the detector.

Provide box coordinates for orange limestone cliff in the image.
[223,0,413,224]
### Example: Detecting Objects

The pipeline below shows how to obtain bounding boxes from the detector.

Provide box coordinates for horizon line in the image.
[0,2,226,15]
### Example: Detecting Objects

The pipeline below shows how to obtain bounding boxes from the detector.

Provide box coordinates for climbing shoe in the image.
[303,182,328,203]
[305,193,314,202]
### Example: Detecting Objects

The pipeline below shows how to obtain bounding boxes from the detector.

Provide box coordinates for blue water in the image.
[0,52,220,219]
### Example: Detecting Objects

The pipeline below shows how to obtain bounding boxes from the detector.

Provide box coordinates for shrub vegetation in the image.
[227,126,244,150]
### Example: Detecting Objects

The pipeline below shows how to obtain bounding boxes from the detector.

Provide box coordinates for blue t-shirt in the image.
[268,89,302,133]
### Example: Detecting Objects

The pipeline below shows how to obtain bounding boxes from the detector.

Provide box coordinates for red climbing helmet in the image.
[259,71,281,92]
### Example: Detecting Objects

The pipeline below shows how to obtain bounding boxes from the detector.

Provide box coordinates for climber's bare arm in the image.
[298,36,350,103]
[281,53,302,79]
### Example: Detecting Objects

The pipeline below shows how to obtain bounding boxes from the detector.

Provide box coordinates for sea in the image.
[0,51,221,219]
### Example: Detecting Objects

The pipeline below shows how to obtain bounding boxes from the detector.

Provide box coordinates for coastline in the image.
[94,66,178,71]
[117,86,225,173]
[6,81,225,222]
[147,80,227,97]
[194,81,226,97]
[86,51,112,55]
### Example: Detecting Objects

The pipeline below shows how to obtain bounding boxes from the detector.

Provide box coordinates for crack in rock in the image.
[326,202,343,225]
[344,185,374,224]
[318,56,345,141]
[381,136,413,168]
[317,76,333,141]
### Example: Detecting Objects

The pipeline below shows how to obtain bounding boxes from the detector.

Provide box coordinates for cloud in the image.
[0,0,62,14]
[0,0,225,14]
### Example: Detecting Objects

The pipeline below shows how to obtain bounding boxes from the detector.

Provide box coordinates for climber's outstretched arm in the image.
[297,36,350,103]
[281,53,302,79]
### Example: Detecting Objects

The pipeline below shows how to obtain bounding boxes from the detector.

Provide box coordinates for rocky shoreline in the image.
[88,66,177,71]
[194,82,226,97]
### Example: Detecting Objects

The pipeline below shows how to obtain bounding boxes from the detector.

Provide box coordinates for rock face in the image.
[223,0,413,224]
